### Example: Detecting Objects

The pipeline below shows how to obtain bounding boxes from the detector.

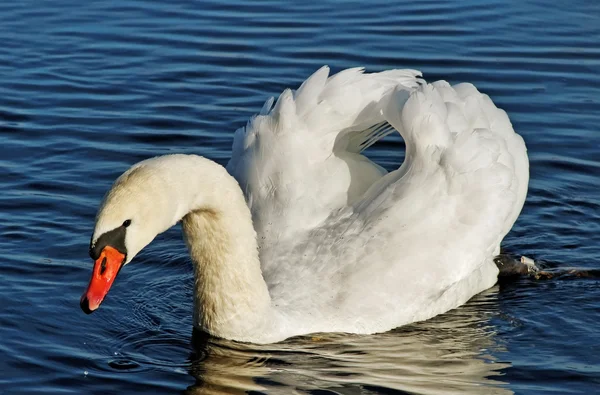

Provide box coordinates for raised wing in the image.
[335,81,529,303]
[226,66,422,241]
[262,81,528,326]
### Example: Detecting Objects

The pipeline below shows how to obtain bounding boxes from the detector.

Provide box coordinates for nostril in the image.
[99,257,107,275]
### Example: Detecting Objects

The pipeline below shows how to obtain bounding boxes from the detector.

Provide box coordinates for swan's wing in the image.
[264,81,528,331]
[337,81,528,305]
[226,66,422,241]
[361,81,527,248]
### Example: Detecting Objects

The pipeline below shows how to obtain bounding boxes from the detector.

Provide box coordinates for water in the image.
[1,0,599,393]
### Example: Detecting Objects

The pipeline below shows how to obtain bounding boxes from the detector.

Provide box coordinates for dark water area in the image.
[1,0,599,393]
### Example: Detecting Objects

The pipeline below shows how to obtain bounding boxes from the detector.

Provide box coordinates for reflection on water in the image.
[186,287,511,394]
[1,0,600,393]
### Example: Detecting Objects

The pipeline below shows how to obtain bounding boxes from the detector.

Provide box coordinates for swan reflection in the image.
[185,286,511,394]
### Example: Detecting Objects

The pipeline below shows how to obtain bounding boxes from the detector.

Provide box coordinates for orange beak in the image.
[80,245,126,314]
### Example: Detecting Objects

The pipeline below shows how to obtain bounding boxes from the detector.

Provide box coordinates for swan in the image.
[80,66,528,344]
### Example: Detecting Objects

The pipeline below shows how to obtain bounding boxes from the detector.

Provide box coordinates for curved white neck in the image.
[95,154,273,341]
[180,156,271,340]
[152,155,272,339]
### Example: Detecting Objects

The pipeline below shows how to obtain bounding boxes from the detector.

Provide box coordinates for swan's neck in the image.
[168,156,271,339]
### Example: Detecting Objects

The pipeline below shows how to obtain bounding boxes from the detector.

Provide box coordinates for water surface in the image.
[1,1,599,394]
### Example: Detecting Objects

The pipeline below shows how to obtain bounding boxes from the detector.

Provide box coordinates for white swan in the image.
[80,66,528,344]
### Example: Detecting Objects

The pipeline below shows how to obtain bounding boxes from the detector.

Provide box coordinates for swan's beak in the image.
[80,246,125,314]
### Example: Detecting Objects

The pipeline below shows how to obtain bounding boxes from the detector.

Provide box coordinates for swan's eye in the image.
[123,219,132,228]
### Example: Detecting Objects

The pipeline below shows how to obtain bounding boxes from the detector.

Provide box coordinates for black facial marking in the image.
[89,224,128,260]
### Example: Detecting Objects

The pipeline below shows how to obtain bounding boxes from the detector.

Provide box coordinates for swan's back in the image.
[226,67,528,339]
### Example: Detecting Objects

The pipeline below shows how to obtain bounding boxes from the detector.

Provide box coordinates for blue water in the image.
[1,0,599,393]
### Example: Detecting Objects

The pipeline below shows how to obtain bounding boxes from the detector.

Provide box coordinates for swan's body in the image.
[82,67,528,343]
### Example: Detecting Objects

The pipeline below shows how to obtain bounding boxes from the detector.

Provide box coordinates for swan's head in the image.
[80,160,181,314]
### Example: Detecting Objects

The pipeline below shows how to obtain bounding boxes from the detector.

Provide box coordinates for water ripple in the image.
[1,0,599,394]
